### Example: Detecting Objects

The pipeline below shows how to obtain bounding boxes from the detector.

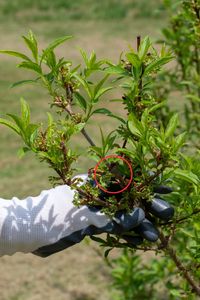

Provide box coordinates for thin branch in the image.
[122,139,127,149]
[133,246,159,252]
[55,72,96,147]
[47,156,110,207]
[159,231,200,296]
[137,166,165,192]
[49,161,69,185]
[75,186,110,207]
[81,128,96,146]
[63,102,95,146]
[65,81,96,146]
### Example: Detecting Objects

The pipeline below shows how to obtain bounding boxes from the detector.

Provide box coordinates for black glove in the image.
[88,177,174,244]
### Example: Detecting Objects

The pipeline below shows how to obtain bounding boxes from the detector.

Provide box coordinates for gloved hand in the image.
[0,174,145,257]
[87,176,174,243]
[131,186,174,242]
[0,173,174,257]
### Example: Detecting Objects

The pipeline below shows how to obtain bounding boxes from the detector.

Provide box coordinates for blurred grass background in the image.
[0,1,169,299]
[0,0,167,199]
[0,0,165,21]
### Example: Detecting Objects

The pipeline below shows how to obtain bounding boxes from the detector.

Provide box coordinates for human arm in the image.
[0,174,145,257]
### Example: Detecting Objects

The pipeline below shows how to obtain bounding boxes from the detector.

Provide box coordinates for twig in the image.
[75,186,110,207]
[55,77,96,147]
[159,231,200,295]
[48,159,69,185]
[47,156,110,207]
[122,139,127,149]
[133,246,159,252]
[136,166,165,192]
[81,128,96,146]
[65,81,96,146]
[63,102,95,146]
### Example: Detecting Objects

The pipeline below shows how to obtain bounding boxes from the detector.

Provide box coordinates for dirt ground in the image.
[0,240,113,300]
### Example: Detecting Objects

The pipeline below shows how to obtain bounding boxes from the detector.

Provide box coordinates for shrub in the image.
[0,31,199,298]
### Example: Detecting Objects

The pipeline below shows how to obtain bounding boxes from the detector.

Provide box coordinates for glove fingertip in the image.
[149,198,174,220]
[153,185,173,194]
[114,207,145,231]
[87,205,102,213]
[134,218,159,242]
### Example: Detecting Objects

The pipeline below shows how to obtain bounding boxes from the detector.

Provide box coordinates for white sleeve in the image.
[0,174,110,256]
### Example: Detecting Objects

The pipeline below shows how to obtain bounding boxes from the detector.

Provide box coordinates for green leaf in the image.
[0,118,20,135]
[54,58,70,72]
[80,50,100,73]
[91,108,126,123]
[128,113,143,137]
[92,108,112,115]
[105,65,128,75]
[110,98,123,102]
[80,48,89,66]
[44,50,56,69]
[38,151,51,160]
[87,151,101,162]
[144,56,173,75]
[116,148,136,159]
[90,236,106,244]
[29,127,39,145]
[126,53,141,69]
[47,112,54,127]
[22,30,38,62]
[174,132,187,151]
[17,147,30,159]
[7,113,25,133]
[10,79,39,88]
[18,61,42,74]
[99,127,106,148]
[180,229,194,238]
[148,101,167,113]
[170,289,182,297]
[26,124,38,138]
[0,50,31,61]
[94,74,109,97]
[71,64,80,75]
[138,36,151,61]
[106,131,116,149]
[74,92,87,112]
[74,75,92,98]
[174,169,199,185]
[89,51,96,66]
[89,146,102,158]
[41,36,72,63]
[186,95,200,103]
[165,113,178,139]
[93,87,113,102]
[20,98,30,126]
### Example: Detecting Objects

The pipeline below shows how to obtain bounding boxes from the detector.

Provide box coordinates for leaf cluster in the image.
[0,31,200,298]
